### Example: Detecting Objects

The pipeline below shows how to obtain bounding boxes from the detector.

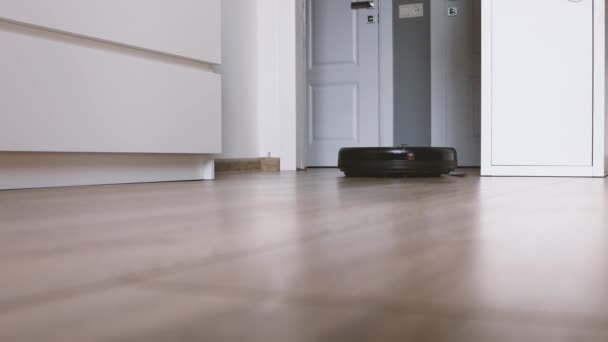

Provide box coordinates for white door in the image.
[445,0,481,166]
[491,0,593,166]
[307,0,380,167]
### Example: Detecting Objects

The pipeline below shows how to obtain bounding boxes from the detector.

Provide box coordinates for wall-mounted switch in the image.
[399,3,424,19]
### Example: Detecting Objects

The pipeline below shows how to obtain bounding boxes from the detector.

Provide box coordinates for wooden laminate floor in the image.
[0,169,607,342]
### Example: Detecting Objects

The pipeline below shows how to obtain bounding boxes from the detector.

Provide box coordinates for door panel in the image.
[311,84,358,140]
[491,0,593,166]
[311,1,358,67]
[307,0,379,167]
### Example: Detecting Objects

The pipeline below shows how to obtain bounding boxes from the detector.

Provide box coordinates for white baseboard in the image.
[0,152,215,190]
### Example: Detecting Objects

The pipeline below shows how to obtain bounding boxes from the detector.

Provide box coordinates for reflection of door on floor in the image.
[307,0,380,167]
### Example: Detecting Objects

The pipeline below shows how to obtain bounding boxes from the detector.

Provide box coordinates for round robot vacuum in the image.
[338,146,458,177]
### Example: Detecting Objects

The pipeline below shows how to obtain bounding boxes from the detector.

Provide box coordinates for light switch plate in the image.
[399,3,424,19]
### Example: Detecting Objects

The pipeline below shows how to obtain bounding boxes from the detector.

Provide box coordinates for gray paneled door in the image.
[307,0,380,167]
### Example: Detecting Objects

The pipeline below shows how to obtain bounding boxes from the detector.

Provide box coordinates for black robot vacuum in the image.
[338,146,458,177]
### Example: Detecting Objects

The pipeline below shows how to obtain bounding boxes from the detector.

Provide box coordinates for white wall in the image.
[218,0,260,159]
[277,0,298,170]
[257,0,280,160]
[256,0,298,170]
[221,0,299,170]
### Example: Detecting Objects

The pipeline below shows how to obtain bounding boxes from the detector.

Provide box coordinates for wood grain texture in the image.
[0,169,607,341]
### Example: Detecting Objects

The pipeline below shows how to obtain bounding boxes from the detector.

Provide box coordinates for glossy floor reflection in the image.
[0,169,607,341]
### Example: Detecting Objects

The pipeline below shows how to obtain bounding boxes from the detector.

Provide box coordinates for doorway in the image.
[304,0,481,167]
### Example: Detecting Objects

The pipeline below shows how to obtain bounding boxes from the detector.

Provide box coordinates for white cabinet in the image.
[0,1,222,188]
[481,0,608,177]
[0,0,222,156]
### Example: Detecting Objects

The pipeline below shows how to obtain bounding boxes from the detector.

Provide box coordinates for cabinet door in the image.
[491,0,593,166]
